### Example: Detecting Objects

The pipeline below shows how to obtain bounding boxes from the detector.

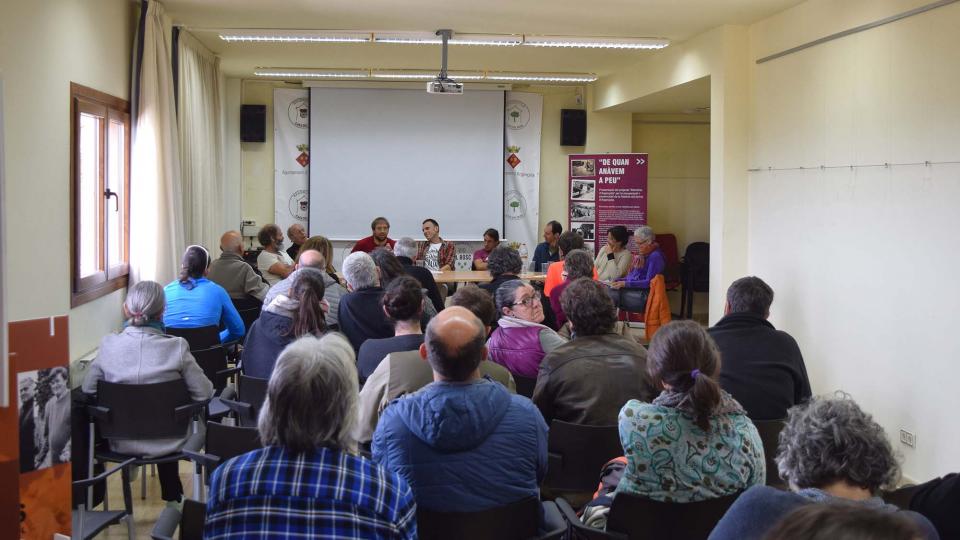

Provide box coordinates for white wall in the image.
[747,0,960,481]
[0,0,133,360]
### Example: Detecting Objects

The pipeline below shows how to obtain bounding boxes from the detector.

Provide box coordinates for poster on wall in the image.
[503,92,543,255]
[274,88,310,238]
[568,153,648,254]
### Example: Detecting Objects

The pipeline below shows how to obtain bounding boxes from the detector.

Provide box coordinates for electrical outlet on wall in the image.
[899,429,916,448]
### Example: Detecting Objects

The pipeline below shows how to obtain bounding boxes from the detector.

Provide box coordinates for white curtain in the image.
[177,31,225,251]
[130,1,184,284]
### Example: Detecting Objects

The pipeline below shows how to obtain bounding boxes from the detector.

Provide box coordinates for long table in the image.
[431,271,546,284]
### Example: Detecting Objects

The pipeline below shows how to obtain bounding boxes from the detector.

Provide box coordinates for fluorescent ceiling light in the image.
[371,70,485,80]
[254,68,370,79]
[486,72,598,83]
[220,30,371,43]
[374,32,521,46]
[522,35,669,49]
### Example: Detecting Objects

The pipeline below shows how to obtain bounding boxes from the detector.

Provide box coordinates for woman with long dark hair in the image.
[241,268,329,379]
[164,244,245,343]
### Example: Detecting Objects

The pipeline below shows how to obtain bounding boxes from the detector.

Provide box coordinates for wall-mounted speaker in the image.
[561,108,587,146]
[240,104,266,143]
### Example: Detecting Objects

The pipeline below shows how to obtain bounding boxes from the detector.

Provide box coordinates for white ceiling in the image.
[167,0,804,79]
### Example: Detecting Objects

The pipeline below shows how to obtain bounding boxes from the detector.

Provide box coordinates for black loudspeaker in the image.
[240,104,266,143]
[561,109,587,146]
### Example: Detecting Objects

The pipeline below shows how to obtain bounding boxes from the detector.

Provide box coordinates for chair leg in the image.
[87,422,96,510]
[103,481,110,511]
[141,464,147,499]
[124,514,135,540]
[152,463,157,477]
[193,462,203,501]
[121,464,135,540]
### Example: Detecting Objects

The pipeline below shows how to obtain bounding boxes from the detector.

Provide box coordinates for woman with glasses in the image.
[487,280,567,378]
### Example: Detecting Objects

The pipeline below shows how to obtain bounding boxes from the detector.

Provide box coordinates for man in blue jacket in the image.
[372,306,548,512]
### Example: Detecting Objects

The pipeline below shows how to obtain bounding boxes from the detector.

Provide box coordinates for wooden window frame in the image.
[70,83,131,307]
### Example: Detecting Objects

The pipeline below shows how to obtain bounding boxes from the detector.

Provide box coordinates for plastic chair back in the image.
[514,375,537,398]
[231,297,262,334]
[239,375,268,417]
[655,234,681,290]
[191,347,231,391]
[607,490,743,540]
[179,498,206,540]
[202,422,261,483]
[544,421,622,492]
[94,380,195,440]
[417,496,539,540]
[682,242,710,293]
[752,418,786,488]
[166,325,221,351]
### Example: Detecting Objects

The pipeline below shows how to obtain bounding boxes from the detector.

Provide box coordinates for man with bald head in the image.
[372,306,547,513]
[208,230,269,302]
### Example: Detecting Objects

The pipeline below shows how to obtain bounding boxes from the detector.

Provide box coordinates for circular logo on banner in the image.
[288,98,309,129]
[288,189,309,220]
[505,100,530,130]
[504,190,527,220]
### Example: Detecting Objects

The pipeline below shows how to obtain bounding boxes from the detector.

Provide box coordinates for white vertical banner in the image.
[503,92,543,253]
[274,88,310,235]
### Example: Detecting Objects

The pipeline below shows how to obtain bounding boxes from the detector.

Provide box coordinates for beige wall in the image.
[0,0,133,360]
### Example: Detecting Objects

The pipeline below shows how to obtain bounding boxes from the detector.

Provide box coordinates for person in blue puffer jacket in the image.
[372,306,548,513]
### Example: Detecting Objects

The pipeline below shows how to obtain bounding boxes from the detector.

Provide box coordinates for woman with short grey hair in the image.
[204,333,417,539]
[710,395,939,540]
[341,251,380,291]
[83,280,214,505]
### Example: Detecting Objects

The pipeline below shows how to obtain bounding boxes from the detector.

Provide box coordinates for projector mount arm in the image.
[436,29,452,81]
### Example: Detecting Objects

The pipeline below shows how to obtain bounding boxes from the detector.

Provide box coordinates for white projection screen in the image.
[308,88,504,241]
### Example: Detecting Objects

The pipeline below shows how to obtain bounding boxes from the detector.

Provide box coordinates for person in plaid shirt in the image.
[205,333,417,539]
[415,218,456,271]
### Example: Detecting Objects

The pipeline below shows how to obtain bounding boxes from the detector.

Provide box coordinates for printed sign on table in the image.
[568,153,648,254]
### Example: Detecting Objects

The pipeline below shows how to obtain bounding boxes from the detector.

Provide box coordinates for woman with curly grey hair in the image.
[709,395,939,540]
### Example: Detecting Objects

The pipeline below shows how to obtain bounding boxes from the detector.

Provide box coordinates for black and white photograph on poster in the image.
[571,179,595,201]
[18,367,71,472]
[570,202,595,220]
[583,241,595,253]
[572,222,595,241]
[570,159,595,177]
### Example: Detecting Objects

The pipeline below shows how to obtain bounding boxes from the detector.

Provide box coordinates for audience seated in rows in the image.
[357,275,425,382]
[263,249,323,306]
[594,225,633,282]
[241,268,328,379]
[204,334,417,539]
[393,236,444,312]
[83,281,214,505]
[355,286,516,445]
[762,503,926,540]
[369,247,437,326]
[480,245,558,329]
[487,280,566,378]
[415,218,455,271]
[532,220,562,271]
[256,223,294,286]
[543,230,595,297]
[533,278,657,425]
[338,252,394,351]
[708,276,811,421]
[549,249,594,327]
[472,227,500,270]
[285,223,308,262]
[164,245,245,343]
[351,216,396,253]
[607,225,665,312]
[372,307,547,513]
[709,395,939,540]
[208,230,268,302]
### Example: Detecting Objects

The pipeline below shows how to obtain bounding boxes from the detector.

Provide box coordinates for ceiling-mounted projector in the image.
[428,29,462,95]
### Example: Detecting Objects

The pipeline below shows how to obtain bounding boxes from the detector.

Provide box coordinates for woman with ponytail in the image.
[616,320,765,503]
[83,281,214,506]
[163,245,245,343]
[241,268,329,379]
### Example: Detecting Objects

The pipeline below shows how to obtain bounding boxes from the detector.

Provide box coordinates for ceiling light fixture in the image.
[522,35,669,49]
[486,72,599,83]
[372,70,485,80]
[220,30,371,43]
[254,68,370,79]
[373,32,521,46]
[256,68,597,83]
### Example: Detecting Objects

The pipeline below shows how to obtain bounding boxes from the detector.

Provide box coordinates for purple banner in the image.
[568,153,648,254]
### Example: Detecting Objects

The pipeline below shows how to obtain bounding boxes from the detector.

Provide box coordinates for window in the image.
[70,83,130,306]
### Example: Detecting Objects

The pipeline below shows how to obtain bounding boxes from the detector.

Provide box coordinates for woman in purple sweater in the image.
[607,225,664,312]
[486,280,566,378]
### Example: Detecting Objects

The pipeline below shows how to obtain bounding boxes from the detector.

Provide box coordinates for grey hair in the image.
[635,225,655,243]
[487,245,523,277]
[125,280,165,326]
[495,279,529,314]
[726,276,774,316]
[564,249,594,280]
[394,237,417,259]
[776,394,900,493]
[341,251,379,289]
[258,333,359,454]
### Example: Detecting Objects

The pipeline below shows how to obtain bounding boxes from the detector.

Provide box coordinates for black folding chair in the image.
[167,325,239,418]
[220,374,269,427]
[166,325,221,351]
[151,498,206,540]
[752,418,787,489]
[418,496,566,540]
[679,242,709,319]
[87,380,207,503]
[183,421,261,500]
[231,297,263,334]
[73,457,137,540]
[544,421,622,494]
[514,375,537,398]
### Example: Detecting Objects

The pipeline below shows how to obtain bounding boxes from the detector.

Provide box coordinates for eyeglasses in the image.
[512,291,541,308]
